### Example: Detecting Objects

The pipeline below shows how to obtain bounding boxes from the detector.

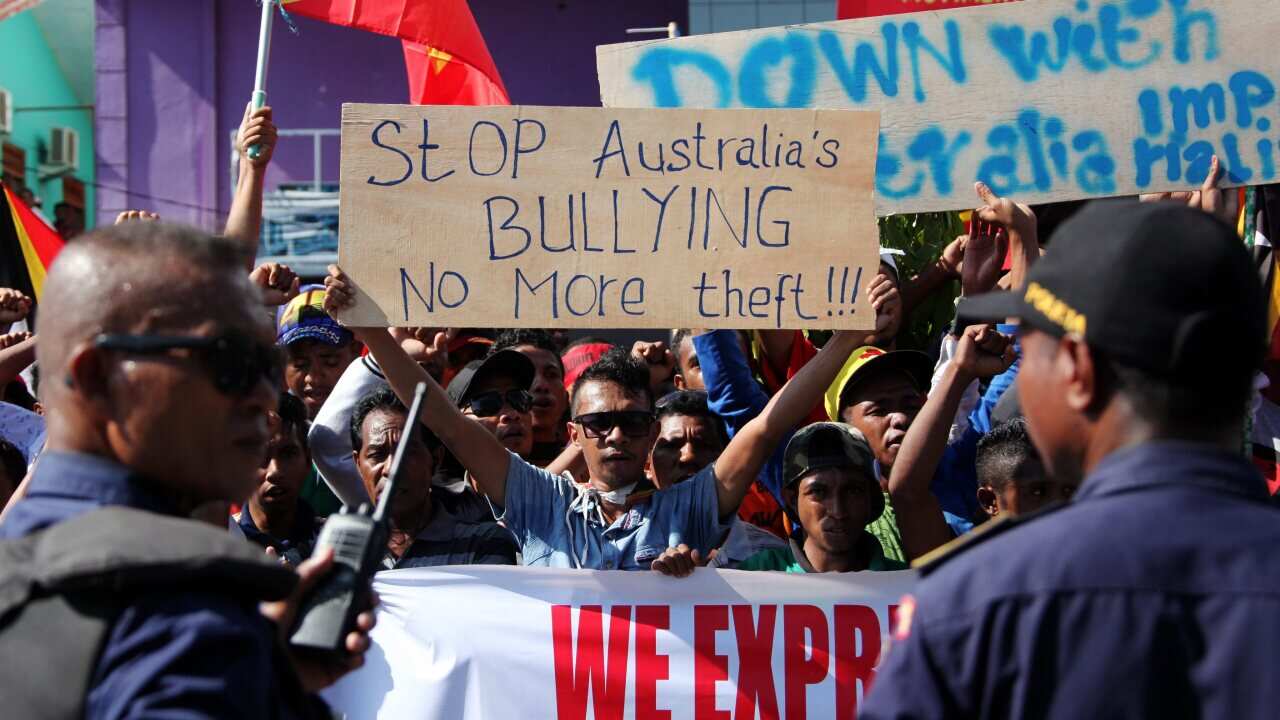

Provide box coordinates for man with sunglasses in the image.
[0,224,373,716]
[324,265,864,570]
[448,352,536,459]
[435,350,537,522]
[491,329,571,467]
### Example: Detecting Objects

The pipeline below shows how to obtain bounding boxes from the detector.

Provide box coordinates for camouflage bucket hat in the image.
[783,422,884,523]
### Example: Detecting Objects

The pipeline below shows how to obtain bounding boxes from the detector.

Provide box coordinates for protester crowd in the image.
[2,104,1278,717]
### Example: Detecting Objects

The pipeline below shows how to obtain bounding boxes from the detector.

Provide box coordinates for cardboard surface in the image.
[337,104,881,329]
[597,0,1277,215]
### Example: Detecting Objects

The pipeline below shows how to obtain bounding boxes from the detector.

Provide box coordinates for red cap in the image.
[561,343,613,390]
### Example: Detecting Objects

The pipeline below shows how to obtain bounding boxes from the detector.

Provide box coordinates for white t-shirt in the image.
[307,355,385,507]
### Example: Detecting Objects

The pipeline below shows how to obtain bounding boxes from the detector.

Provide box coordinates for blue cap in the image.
[276,284,353,347]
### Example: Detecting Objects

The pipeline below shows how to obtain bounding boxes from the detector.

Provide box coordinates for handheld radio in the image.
[289,382,428,654]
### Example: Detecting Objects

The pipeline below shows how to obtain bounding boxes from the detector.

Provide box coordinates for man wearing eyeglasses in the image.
[0,225,373,716]
[324,265,866,571]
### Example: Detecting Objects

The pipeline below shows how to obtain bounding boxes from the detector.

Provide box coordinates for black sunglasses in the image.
[465,389,533,417]
[93,332,283,397]
[574,411,655,439]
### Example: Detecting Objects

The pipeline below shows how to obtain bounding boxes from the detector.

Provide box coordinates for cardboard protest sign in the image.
[324,566,916,719]
[337,104,880,329]
[598,0,1277,215]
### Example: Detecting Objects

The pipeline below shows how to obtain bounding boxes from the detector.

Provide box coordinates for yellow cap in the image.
[823,346,934,421]
[824,346,888,421]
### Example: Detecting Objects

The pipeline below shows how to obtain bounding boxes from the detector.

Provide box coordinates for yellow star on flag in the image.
[425,46,453,75]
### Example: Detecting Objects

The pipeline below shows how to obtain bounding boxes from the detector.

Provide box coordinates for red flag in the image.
[0,0,45,22]
[282,0,509,104]
[402,41,509,105]
[837,0,1018,20]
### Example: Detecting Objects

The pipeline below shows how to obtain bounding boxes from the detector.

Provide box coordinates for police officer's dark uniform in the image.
[0,225,356,718]
[862,201,1280,719]
[0,452,327,718]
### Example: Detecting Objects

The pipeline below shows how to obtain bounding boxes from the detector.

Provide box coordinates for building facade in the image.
[0,0,95,236]
[689,0,835,34]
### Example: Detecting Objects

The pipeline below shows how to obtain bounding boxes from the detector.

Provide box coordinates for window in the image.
[689,0,835,35]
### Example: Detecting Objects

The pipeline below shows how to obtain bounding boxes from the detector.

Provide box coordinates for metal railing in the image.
[230,128,340,276]
[229,127,339,192]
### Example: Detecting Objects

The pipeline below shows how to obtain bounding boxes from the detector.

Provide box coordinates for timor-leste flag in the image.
[0,184,64,303]
[281,0,509,105]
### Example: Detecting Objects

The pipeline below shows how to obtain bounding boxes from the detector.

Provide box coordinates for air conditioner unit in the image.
[0,89,12,134]
[49,126,78,170]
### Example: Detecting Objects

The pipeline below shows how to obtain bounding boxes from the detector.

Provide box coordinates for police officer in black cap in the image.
[862,200,1280,719]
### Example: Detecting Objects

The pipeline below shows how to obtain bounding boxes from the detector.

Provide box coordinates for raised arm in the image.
[0,289,33,335]
[695,329,770,434]
[890,325,1014,560]
[713,329,862,517]
[247,262,300,307]
[901,235,963,321]
[308,356,385,507]
[323,267,513,506]
[224,104,278,271]
[0,332,36,386]
[974,182,1038,292]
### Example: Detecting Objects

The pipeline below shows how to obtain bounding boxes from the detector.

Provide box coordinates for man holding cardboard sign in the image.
[324,102,887,569]
[324,265,898,569]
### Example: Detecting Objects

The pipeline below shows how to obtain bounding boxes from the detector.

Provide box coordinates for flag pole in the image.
[247,0,276,160]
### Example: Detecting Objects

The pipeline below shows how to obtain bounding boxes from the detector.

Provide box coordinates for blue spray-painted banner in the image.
[338,104,883,329]
[597,0,1276,214]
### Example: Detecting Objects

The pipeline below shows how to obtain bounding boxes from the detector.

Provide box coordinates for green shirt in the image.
[738,534,908,573]
[867,490,905,563]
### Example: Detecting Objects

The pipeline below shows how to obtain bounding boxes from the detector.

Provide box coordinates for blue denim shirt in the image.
[496,452,729,569]
[0,451,314,719]
[864,442,1280,720]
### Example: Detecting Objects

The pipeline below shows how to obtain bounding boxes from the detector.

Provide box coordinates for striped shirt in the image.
[385,506,517,569]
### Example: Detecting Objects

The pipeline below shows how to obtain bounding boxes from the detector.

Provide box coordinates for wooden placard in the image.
[597,0,1278,215]
[337,104,881,330]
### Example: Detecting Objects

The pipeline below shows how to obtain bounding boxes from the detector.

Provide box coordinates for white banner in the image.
[322,566,916,719]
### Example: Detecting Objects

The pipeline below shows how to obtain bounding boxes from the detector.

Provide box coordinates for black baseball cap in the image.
[445,350,536,408]
[958,200,1266,381]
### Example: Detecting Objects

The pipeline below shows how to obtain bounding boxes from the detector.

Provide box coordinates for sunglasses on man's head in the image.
[93,332,283,397]
[465,389,533,417]
[574,411,655,439]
